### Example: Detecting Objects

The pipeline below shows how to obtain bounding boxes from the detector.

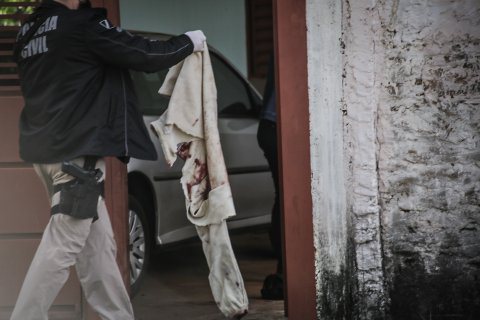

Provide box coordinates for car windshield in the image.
[130,53,259,118]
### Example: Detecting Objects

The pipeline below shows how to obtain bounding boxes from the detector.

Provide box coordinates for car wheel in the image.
[128,195,151,296]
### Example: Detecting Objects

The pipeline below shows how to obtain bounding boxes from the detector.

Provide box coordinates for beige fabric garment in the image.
[150,45,248,319]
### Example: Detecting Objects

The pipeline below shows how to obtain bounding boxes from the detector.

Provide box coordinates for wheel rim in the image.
[129,209,146,285]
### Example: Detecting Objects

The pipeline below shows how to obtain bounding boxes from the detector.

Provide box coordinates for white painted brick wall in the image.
[376,0,480,316]
[308,0,480,317]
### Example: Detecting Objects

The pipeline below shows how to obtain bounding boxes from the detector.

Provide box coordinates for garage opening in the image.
[0,0,315,319]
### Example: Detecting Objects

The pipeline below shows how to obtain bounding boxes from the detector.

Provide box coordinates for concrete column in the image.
[308,0,480,318]
[341,0,387,318]
[306,0,358,318]
[307,0,388,318]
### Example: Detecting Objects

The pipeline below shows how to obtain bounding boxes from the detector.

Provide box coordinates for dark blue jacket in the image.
[14,0,193,163]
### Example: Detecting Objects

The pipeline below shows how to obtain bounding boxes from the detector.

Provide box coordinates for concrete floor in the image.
[132,227,286,320]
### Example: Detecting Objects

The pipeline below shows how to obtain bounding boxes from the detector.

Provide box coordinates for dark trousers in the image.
[257,119,282,274]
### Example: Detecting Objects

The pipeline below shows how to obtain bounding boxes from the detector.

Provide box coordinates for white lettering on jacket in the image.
[20,16,58,59]
[34,16,58,36]
[21,36,48,59]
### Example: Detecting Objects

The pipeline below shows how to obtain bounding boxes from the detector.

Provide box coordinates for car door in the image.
[210,53,274,223]
[128,68,189,242]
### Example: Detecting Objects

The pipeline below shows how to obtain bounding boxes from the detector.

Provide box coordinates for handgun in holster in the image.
[51,157,103,220]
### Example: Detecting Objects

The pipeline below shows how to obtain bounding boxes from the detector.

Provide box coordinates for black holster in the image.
[51,157,103,220]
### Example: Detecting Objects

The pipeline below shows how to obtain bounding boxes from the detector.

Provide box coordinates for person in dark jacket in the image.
[10,0,205,319]
[257,55,284,300]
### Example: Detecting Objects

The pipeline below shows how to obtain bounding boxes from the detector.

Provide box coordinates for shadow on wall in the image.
[314,238,388,320]
[390,232,480,320]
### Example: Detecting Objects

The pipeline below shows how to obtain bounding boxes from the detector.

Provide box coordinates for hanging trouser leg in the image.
[196,221,249,319]
[75,197,134,320]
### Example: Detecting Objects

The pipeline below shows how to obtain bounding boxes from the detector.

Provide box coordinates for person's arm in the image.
[84,16,202,72]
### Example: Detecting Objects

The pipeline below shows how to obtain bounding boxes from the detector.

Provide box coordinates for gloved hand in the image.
[185,30,206,52]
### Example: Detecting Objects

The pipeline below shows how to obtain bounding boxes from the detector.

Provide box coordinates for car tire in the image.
[128,195,151,296]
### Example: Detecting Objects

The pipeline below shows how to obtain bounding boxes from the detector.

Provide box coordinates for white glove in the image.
[185,30,206,52]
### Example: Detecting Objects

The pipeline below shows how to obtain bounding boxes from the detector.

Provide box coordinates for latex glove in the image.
[185,30,206,52]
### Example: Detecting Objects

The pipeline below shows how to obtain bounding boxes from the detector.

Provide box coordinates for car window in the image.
[131,53,259,118]
[210,54,257,118]
[130,69,170,116]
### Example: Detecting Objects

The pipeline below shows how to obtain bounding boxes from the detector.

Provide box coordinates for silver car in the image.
[126,33,274,293]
